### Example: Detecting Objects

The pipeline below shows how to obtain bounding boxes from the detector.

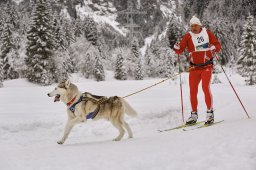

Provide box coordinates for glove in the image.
[174,44,180,50]
[209,45,216,51]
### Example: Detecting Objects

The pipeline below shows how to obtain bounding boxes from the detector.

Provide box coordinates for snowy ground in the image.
[0,72,255,170]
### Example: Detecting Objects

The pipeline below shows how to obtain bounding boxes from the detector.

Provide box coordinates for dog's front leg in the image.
[57,117,81,145]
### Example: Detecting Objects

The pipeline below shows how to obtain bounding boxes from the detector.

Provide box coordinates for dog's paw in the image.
[112,138,121,141]
[57,140,64,145]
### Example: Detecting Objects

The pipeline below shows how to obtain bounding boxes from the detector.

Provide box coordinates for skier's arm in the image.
[207,30,221,53]
[173,34,188,55]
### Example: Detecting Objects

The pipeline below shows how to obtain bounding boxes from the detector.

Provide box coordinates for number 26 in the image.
[197,36,204,43]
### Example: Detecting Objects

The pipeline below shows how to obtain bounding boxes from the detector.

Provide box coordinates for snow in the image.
[140,35,155,56]
[160,4,174,18]
[76,2,125,36]
[60,7,72,21]
[12,0,23,5]
[92,14,126,36]
[0,72,256,170]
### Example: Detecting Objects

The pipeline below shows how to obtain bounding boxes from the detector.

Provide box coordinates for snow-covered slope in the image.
[0,73,255,170]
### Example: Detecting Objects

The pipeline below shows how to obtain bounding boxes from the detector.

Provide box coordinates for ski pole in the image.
[178,54,185,123]
[214,52,251,119]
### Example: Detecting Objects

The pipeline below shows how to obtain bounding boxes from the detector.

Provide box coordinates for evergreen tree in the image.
[135,59,143,80]
[0,21,15,80]
[193,0,211,19]
[94,55,105,81]
[84,17,106,60]
[62,19,75,47]
[209,19,233,65]
[0,1,21,80]
[0,58,3,87]
[237,15,256,85]
[115,54,127,80]
[167,14,183,48]
[52,12,73,82]
[81,53,93,79]
[144,45,158,77]
[5,2,19,30]
[6,48,19,79]
[54,51,70,82]
[74,17,84,39]
[25,0,56,85]
[129,39,142,79]
[164,49,176,78]
[84,17,98,46]
[131,39,140,60]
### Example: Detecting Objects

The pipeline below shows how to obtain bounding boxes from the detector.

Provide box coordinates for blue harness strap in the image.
[86,112,95,119]
[69,96,100,120]
[69,96,83,113]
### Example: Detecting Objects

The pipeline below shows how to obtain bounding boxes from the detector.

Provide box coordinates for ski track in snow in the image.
[0,73,255,170]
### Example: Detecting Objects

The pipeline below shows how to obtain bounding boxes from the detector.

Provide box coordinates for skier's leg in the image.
[189,70,202,112]
[201,67,213,111]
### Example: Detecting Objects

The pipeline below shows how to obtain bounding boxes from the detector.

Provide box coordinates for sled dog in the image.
[48,80,137,144]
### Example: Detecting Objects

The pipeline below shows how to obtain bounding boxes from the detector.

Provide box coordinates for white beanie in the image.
[190,16,202,26]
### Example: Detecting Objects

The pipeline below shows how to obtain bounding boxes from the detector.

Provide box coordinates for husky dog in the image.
[47,80,137,144]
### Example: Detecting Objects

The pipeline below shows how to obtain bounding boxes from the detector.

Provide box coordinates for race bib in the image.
[189,27,209,51]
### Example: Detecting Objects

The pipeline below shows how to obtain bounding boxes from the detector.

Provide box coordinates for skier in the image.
[173,16,221,125]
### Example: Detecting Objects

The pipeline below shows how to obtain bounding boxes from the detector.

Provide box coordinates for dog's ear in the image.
[65,80,71,89]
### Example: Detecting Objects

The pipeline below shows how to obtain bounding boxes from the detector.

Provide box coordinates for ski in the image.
[158,121,205,133]
[183,120,224,131]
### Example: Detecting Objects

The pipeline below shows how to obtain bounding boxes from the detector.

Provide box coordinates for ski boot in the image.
[186,112,198,125]
[205,110,214,125]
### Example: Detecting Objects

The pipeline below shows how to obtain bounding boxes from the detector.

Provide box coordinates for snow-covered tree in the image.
[62,19,75,47]
[209,19,233,65]
[115,53,127,80]
[131,39,140,59]
[5,2,19,30]
[0,58,3,87]
[81,53,93,79]
[0,22,13,79]
[0,1,22,80]
[25,0,56,85]
[69,36,96,74]
[6,48,19,79]
[145,36,179,78]
[166,14,183,48]
[54,51,70,82]
[52,12,73,82]
[237,15,256,85]
[74,17,84,39]
[84,17,98,46]
[144,45,158,77]
[164,49,176,78]
[127,39,141,78]
[135,59,143,80]
[212,74,222,84]
[94,55,105,81]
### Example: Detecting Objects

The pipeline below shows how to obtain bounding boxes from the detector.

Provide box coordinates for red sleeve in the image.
[207,30,221,52]
[174,33,190,55]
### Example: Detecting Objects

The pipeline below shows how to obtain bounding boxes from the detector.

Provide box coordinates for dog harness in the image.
[67,94,107,120]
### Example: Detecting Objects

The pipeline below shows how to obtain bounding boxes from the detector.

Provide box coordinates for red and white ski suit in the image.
[174,28,221,112]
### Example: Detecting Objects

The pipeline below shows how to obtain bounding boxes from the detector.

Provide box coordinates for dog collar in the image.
[67,96,77,107]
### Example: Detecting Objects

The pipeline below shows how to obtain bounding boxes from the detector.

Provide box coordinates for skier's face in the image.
[191,24,201,34]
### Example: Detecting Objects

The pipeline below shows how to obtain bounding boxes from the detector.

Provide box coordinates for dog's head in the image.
[47,80,78,102]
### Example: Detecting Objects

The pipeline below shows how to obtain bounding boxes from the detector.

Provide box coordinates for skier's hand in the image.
[209,45,216,51]
[174,44,180,50]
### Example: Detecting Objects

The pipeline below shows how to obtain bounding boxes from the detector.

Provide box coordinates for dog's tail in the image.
[121,98,138,117]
